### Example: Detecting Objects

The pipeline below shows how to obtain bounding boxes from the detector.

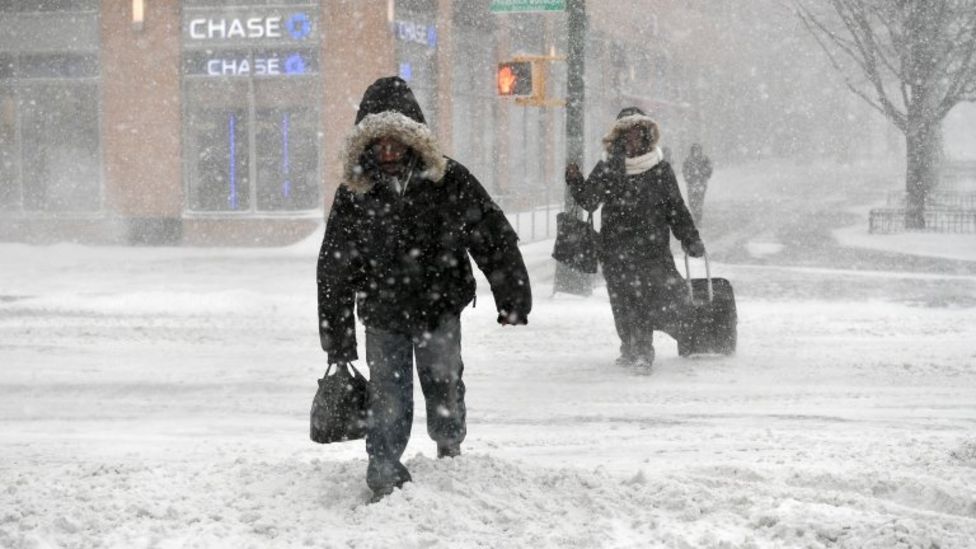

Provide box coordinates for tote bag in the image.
[551,208,599,274]
[310,362,369,444]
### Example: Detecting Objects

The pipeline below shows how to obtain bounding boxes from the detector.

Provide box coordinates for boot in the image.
[367,460,411,502]
[615,353,636,367]
[437,441,461,459]
[633,346,655,369]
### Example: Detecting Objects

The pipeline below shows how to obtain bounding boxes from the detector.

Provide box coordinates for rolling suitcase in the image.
[676,253,737,356]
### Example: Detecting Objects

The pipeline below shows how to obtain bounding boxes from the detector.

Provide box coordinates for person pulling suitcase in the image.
[565,107,705,369]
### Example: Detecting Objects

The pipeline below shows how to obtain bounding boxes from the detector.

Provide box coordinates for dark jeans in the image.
[364,315,466,492]
[604,260,687,359]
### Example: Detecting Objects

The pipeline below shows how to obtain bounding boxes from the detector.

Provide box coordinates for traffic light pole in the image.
[565,0,585,204]
[553,0,592,296]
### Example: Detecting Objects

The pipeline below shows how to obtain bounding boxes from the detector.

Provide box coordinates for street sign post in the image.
[490,0,566,14]
[553,0,591,296]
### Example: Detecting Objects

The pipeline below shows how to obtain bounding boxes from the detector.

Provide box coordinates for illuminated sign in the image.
[285,12,311,40]
[399,62,412,81]
[188,16,283,40]
[393,20,436,48]
[206,53,306,77]
[183,9,315,43]
[183,49,317,77]
[181,7,319,78]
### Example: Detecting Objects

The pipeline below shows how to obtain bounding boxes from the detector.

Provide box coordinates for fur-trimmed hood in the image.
[600,107,661,155]
[340,76,447,193]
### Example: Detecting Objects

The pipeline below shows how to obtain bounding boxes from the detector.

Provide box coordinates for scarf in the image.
[625,147,663,175]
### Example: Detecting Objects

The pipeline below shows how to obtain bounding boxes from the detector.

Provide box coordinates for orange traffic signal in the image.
[497,61,533,96]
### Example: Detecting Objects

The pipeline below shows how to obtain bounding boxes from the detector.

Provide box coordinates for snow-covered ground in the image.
[2,160,975,548]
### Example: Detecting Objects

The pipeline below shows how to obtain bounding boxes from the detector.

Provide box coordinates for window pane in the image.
[184,81,250,212]
[0,0,98,12]
[255,107,318,210]
[185,80,250,212]
[0,55,14,80]
[253,79,318,211]
[19,53,99,79]
[0,92,18,210]
[20,84,100,212]
[187,107,250,211]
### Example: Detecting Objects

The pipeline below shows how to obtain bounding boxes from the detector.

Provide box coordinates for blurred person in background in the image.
[565,107,704,369]
[682,142,713,224]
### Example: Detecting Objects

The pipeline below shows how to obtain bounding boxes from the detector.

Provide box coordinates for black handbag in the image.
[551,208,599,274]
[310,362,369,444]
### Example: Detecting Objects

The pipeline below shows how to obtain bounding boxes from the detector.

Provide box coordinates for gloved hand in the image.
[357,150,379,177]
[497,310,528,326]
[565,162,583,186]
[683,240,706,258]
[608,139,626,175]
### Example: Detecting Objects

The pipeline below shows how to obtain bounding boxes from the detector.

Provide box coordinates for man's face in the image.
[370,137,409,175]
[622,127,651,158]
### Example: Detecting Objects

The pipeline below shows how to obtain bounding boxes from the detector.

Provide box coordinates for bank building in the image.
[0,0,678,245]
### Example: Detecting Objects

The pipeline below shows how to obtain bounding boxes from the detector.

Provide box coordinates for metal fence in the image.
[869,207,976,234]
[496,188,563,243]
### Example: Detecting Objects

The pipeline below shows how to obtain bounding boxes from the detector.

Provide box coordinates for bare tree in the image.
[797,1,976,228]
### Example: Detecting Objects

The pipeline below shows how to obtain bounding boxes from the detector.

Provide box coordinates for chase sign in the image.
[182,6,319,78]
[183,9,316,44]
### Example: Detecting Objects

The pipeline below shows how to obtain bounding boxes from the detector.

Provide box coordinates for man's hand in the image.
[497,311,528,326]
[683,240,706,258]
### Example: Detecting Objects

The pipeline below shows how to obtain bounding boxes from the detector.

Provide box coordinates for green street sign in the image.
[490,0,566,13]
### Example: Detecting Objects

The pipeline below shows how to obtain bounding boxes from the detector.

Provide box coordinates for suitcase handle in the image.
[683,252,714,302]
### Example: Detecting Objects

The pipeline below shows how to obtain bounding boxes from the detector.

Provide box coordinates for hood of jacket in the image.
[340,76,447,193]
[600,107,661,156]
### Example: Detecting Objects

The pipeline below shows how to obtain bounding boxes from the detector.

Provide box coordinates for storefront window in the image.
[452,15,498,193]
[184,79,250,212]
[0,3,100,213]
[21,84,100,212]
[253,83,318,212]
[181,1,321,214]
[0,91,17,210]
[0,0,98,11]
[393,1,438,129]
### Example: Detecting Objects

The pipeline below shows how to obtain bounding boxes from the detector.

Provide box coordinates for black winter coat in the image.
[317,77,531,363]
[570,156,700,268]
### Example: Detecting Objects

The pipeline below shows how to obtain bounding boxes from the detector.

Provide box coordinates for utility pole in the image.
[553,0,592,296]
[565,0,585,206]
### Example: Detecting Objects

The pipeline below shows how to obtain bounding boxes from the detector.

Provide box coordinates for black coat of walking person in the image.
[566,107,704,369]
[681,143,713,224]
[317,76,532,502]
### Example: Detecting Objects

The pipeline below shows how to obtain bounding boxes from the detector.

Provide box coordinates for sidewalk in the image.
[835,217,976,262]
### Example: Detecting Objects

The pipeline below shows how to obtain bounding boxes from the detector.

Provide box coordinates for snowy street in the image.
[2,161,976,548]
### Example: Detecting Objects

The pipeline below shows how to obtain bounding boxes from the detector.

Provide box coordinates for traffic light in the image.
[497,61,533,96]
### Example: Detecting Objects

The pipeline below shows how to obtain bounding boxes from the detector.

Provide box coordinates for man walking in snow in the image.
[682,143,713,224]
[566,107,704,369]
[317,76,532,502]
